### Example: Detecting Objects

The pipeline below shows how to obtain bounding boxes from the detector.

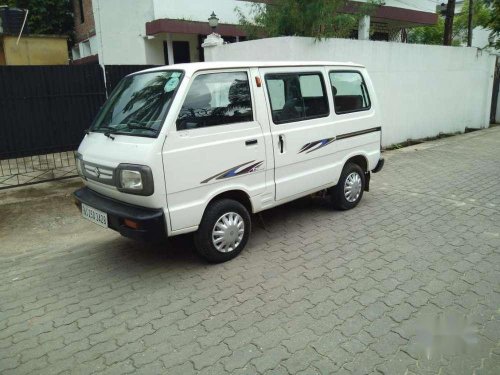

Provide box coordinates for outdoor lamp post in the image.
[208,11,219,33]
[202,11,223,52]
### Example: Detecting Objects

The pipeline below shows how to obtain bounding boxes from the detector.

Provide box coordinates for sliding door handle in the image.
[245,139,258,146]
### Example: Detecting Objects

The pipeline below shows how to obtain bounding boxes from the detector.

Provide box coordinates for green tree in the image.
[407,17,447,45]
[454,0,492,44]
[2,0,73,37]
[407,0,494,47]
[236,0,382,40]
[484,0,500,48]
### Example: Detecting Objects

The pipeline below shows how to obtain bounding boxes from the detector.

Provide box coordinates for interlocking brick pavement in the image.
[1,127,499,374]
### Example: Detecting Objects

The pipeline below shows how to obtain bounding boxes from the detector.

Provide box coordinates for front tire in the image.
[330,163,365,210]
[194,199,251,263]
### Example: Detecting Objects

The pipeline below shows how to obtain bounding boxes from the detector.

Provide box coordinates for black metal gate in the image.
[0,64,157,189]
[0,65,106,159]
[491,56,500,124]
[104,65,156,95]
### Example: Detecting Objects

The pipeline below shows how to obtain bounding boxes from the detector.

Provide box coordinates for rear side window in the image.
[329,71,371,114]
[177,71,253,130]
[265,72,329,124]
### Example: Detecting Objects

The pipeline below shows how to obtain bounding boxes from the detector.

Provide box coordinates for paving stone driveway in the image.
[1,127,499,375]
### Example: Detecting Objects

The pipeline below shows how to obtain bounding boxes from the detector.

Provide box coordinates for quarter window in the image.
[265,72,329,124]
[177,72,253,130]
[329,71,371,114]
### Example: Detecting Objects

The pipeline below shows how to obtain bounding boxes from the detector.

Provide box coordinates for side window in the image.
[267,79,285,111]
[329,71,371,114]
[265,72,329,124]
[177,71,253,130]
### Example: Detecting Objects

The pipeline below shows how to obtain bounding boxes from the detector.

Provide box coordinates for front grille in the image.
[82,161,115,186]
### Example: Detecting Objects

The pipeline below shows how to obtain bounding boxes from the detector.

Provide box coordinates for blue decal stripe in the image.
[299,137,336,154]
[201,160,264,184]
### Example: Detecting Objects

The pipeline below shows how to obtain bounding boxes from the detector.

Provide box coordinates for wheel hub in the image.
[212,212,245,253]
[344,172,362,203]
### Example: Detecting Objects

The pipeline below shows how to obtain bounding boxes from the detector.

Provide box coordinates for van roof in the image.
[138,61,365,76]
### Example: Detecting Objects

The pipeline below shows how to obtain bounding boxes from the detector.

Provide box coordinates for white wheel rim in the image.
[212,212,245,253]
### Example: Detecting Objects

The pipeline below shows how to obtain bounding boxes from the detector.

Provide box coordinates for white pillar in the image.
[201,33,224,62]
[166,33,174,65]
[78,42,85,57]
[358,15,370,40]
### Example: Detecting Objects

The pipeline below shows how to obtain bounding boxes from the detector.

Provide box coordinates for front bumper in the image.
[73,187,166,241]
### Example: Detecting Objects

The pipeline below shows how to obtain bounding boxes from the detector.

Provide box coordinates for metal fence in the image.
[0,151,77,189]
[0,64,157,189]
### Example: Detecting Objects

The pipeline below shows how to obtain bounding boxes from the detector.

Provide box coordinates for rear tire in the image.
[330,163,365,210]
[194,199,251,263]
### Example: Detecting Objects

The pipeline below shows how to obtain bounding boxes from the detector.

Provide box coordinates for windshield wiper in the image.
[125,122,157,133]
[99,125,119,140]
[94,123,157,139]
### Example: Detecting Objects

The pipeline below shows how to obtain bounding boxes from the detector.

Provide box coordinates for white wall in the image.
[92,0,155,65]
[92,0,254,65]
[205,36,496,146]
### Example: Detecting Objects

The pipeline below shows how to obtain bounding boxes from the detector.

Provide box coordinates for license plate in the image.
[81,203,108,228]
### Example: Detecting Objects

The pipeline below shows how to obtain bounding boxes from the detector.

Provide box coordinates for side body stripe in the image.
[298,127,381,154]
[201,160,264,184]
[336,127,381,141]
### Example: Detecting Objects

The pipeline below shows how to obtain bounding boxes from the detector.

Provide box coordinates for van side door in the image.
[162,69,267,232]
[259,66,339,201]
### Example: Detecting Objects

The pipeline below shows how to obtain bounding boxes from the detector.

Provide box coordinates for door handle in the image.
[278,135,284,153]
[245,139,258,146]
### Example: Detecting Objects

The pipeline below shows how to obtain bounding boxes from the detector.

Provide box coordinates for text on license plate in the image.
[81,203,108,228]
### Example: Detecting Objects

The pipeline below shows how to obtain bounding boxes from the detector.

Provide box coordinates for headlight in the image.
[115,164,154,196]
[120,170,143,190]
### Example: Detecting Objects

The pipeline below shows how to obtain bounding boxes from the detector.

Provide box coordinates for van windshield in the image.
[91,70,183,137]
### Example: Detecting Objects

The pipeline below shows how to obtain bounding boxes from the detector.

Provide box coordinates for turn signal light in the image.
[124,219,140,229]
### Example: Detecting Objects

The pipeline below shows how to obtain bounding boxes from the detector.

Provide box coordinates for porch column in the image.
[165,33,174,65]
[358,15,370,40]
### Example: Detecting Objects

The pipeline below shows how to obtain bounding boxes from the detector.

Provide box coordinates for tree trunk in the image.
[443,0,456,46]
[467,0,474,47]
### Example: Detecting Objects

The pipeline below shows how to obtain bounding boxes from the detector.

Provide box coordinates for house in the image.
[71,0,438,66]
[0,6,68,65]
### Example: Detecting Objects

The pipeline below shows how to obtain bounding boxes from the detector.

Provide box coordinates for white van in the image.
[74,61,384,262]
